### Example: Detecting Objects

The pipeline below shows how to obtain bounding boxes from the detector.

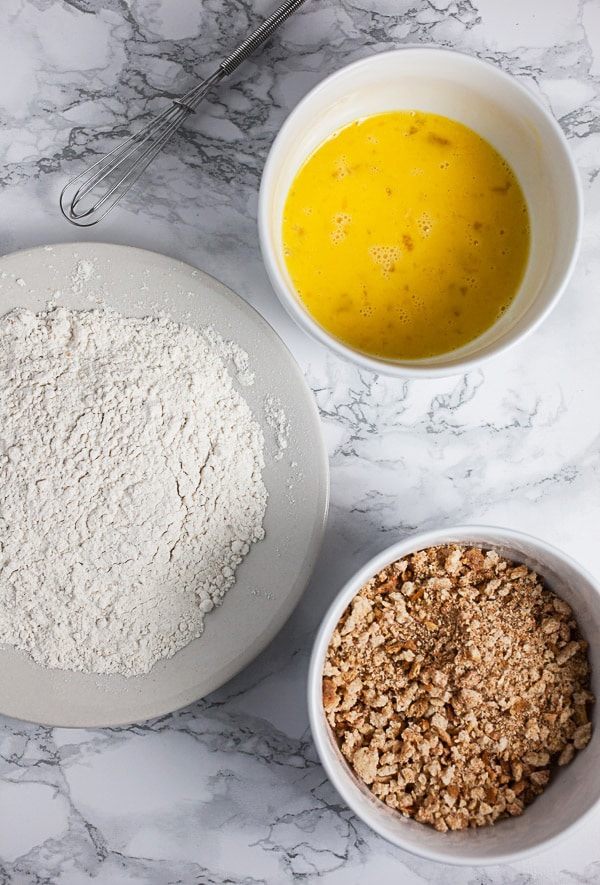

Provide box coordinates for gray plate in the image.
[0,242,329,727]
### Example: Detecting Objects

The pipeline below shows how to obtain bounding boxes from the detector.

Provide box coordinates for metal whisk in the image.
[60,0,309,226]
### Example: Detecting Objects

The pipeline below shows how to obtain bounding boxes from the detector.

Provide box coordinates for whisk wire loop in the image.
[60,0,308,226]
[62,107,183,224]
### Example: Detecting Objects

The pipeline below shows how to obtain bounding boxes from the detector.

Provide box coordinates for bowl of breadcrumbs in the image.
[307,526,600,865]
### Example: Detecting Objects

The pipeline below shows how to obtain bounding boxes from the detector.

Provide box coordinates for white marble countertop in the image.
[1,0,600,881]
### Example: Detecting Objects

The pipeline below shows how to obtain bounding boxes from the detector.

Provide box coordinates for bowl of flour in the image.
[0,243,329,726]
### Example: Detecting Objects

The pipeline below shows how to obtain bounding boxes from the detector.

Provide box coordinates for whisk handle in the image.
[219,0,309,76]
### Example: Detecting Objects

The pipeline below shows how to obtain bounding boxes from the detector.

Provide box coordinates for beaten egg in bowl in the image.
[282,110,530,361]
[259,49,582,377]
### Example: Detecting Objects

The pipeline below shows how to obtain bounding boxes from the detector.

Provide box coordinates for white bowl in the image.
[307,526,600,865]
[258,48,583,378]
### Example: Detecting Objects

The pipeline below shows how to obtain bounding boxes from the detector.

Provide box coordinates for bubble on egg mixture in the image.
[330,212,352,244]
[417,212,433,237]
[333,155,352,180]
[368,244,401,278]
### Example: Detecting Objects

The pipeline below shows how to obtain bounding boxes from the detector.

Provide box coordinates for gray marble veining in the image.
[2,0,600,881]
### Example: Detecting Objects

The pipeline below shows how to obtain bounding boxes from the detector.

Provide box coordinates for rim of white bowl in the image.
[259,47,584,379]
[307,524,600,865]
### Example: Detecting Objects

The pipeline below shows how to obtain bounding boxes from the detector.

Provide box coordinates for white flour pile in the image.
[0,307,268,676]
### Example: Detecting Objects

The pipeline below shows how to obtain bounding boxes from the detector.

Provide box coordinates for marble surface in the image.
[1,0,600,881]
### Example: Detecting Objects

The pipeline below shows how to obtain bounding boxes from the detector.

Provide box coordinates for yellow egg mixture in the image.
[282,111,530,360]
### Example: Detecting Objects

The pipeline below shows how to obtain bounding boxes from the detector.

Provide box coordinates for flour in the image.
[264,395,290,461]
[70,258,96,295]
[0,307,268,677]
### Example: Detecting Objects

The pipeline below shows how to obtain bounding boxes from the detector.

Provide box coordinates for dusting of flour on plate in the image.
[0,307,268,677]
[70,258,96,294]
[264,395,290,461]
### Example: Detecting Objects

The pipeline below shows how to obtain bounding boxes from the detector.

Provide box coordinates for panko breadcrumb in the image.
[323,544,594,831]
